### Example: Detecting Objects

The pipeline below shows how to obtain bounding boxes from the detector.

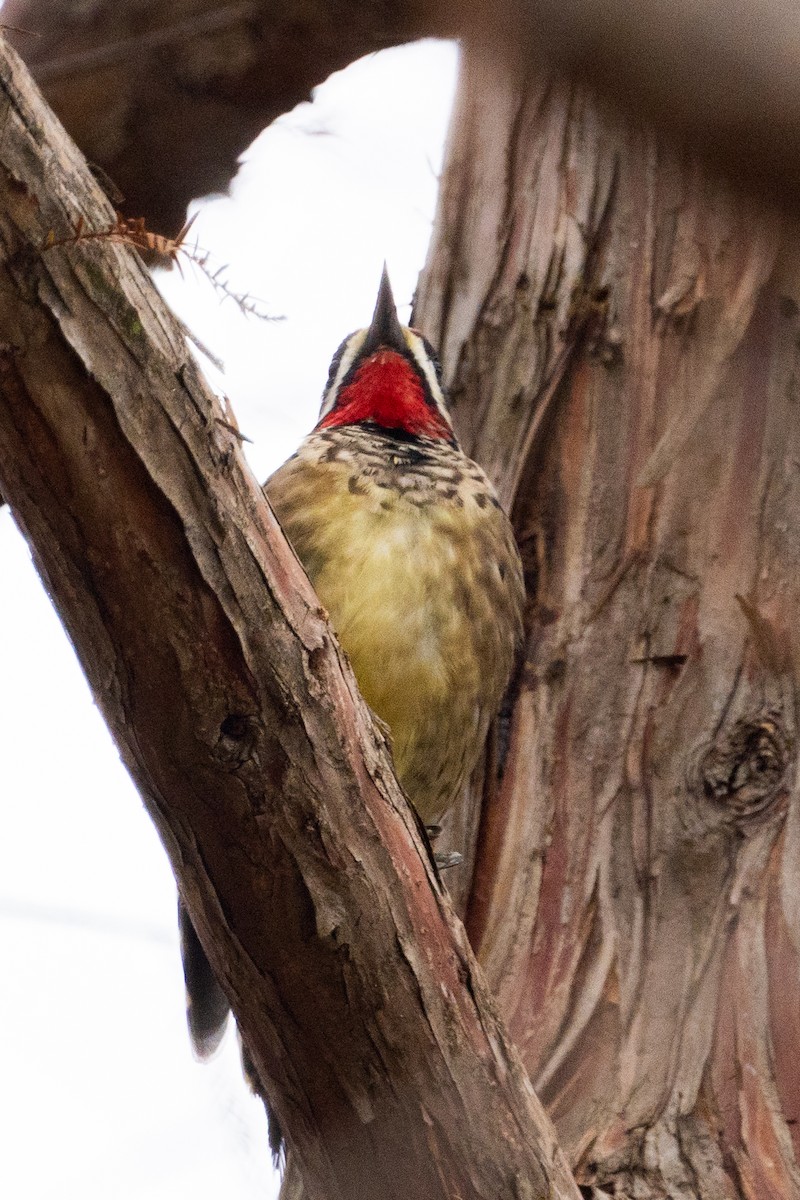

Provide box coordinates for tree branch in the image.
[1,0,430,233]
[0,38,579,1200]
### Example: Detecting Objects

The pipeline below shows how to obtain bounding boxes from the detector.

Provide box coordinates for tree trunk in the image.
[415,47,800,1198]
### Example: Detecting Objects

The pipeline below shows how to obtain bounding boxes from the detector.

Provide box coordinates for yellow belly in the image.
[266,432,524,825]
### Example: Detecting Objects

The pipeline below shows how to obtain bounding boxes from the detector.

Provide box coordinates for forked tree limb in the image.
[0,38,580,1200]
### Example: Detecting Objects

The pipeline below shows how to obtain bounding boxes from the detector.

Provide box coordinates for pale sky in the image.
[0,39,458,1200]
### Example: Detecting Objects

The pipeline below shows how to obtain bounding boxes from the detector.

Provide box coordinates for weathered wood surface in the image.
[417,48,800,1198]
[0,37,582,1200]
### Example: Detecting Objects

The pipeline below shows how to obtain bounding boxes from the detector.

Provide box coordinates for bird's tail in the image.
[178,897,230,1058]
[178,898,283,1162]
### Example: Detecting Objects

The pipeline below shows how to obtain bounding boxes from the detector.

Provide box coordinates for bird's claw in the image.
[434,850,463,870]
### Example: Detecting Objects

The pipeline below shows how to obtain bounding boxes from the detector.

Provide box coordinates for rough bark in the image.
[0,37,583,1200]
[416,47,800,1199]
[4,3,800,1196]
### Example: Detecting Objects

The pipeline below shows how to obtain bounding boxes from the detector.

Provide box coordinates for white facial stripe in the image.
[403,330,453,430]
[318,328,368,418]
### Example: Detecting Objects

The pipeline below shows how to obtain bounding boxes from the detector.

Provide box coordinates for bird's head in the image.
[316,267,457,445]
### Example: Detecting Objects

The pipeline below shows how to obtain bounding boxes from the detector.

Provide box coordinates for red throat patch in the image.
[318,349,451,440]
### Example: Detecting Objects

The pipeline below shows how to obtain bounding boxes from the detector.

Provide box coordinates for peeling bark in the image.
[416,48,800,1198]
[0,39,580,1200]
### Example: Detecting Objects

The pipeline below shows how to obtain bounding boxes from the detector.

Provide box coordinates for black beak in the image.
[361,265,407,357]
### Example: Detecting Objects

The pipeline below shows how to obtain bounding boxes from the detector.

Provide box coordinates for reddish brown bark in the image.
[416,47,800,1198]
[3,4,800,1198]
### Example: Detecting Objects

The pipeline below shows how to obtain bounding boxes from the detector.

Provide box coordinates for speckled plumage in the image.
[179,273,526,1136]
[265,423,525,824]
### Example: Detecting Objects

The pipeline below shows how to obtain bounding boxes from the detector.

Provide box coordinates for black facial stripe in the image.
[336,354,365,396]
[418,334,444,384]
[321,334,350,402]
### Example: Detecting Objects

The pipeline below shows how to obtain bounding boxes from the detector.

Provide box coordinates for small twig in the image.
[41,211,285,323]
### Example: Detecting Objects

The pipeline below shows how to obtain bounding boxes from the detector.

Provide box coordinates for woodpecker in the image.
[265,268,525,826]
[179,268,525,1141]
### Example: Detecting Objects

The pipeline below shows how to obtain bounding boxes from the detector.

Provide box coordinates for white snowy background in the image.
[0,39,458,1200]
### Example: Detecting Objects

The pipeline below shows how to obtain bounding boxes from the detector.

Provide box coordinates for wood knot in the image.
[694,716,791,821]
[215,712,258,768]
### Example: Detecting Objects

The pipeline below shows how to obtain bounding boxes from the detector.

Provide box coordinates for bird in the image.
[179,266,525,1150]
[264,267,525,829]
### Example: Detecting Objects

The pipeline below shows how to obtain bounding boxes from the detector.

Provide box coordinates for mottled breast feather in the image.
[265,425,525,826]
